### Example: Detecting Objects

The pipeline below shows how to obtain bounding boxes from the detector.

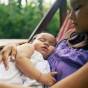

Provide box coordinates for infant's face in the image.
[32,33,56,59]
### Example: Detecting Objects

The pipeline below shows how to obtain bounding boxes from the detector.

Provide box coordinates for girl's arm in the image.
[15,54,56,86]
[0,82,31,88]
[17,43,35,58]
[51,62,88,88]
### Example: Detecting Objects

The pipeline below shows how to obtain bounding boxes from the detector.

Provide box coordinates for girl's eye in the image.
[73,4,83,11]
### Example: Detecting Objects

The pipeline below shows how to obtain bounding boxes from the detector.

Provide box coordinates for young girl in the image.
[1,0,88,88]
[48,0,88,81]
[49,0,88,87]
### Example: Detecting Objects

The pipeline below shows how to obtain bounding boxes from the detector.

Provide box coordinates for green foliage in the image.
[47,10,60,36]
[0,1,60,39]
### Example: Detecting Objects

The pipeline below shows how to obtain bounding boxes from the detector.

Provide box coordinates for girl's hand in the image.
[0,44,17,70]
[38,72,57,86]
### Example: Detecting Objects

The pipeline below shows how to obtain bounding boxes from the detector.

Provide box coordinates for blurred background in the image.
[0,0,60,39]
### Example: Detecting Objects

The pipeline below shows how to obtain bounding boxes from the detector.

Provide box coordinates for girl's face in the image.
[71,0,88,33]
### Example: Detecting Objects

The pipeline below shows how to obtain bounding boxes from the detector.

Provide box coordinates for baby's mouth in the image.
[41,46,48,52]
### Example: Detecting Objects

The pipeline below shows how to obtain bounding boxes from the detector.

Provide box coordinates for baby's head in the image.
[31,32,56,59]
[70,0,88,33]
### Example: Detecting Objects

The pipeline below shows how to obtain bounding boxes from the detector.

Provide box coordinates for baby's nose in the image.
[44,42,49,47]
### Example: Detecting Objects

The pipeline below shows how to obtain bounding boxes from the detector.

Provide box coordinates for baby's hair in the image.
[30,32,55,42]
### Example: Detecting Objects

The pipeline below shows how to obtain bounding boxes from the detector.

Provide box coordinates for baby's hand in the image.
[38,72,57,86]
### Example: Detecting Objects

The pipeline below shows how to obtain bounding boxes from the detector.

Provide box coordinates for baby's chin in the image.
[40,52,49,59]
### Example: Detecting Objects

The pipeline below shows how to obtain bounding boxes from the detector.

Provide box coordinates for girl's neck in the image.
[67,32,88,49]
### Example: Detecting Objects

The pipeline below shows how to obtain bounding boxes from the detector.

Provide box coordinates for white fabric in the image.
[0,57,23,85]
[0,51,50,88]
[23,51,50,88]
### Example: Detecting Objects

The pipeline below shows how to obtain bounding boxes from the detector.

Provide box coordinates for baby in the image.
[0,32,56,88]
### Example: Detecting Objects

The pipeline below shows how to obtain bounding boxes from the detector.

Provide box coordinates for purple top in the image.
[48,40,88,81]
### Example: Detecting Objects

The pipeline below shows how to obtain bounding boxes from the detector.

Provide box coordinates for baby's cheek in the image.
[48,46,55,54]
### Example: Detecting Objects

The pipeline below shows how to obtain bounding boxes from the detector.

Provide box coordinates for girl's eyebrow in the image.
[73,3,83,11]
[73,5,82,11]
